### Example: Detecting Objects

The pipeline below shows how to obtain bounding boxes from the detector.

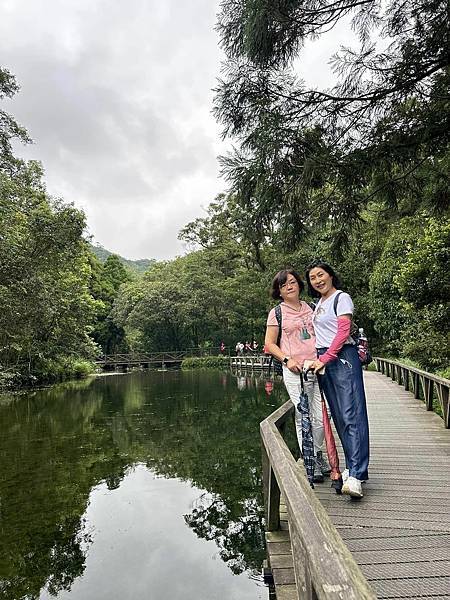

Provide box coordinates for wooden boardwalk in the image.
[266,370,450,599]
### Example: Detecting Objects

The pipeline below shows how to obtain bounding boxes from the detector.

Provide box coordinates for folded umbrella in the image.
[304,367,343,494]
[296,372,315,488]
[317,377,343,494]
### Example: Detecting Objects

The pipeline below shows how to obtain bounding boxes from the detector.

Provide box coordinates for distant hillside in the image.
[89,243,155,274]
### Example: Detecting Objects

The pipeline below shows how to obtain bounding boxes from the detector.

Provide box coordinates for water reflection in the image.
[0,370,286,600]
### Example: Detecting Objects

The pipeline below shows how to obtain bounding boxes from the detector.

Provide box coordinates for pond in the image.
[0,369,288,600]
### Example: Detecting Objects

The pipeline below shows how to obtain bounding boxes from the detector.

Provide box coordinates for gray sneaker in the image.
[316,451,331,475]
[313,461,325,483]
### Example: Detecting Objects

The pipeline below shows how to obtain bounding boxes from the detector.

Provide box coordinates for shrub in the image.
[181,356,229,370]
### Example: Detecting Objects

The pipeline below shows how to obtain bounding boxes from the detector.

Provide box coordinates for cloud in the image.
[1,0,224,260]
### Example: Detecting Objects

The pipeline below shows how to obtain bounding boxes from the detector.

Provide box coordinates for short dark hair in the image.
[271,268,305,300]
[305,260,341,298]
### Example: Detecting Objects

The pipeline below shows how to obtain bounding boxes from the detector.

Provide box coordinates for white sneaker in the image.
[342,468,366,483]
[342,476,363,498]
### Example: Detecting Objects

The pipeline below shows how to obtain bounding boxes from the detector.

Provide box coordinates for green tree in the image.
[0,67,30,173]
[0,68,98,385]
[90,254,131,354]
[367,214,450,369]
[214,0,449,247]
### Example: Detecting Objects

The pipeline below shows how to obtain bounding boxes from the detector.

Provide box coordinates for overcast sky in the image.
[1,0,353,261]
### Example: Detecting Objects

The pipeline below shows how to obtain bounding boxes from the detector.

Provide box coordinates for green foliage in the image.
[437,367,450,380]
[215,0,450,248]
[368,216,449,370]
[0,67,98,387]
[181,356,229,369]
[30,357,95,384]
[112,238,275,353]
[0,161,99,381]
[0,67,31,172]
[1,62,447,388]
[89,254,132,354]
[395,218,450,370]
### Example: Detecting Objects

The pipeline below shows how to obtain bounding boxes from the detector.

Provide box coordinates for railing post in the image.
[422,377,433,411]
[289,531,316,600]
[414,373,420,398]
[393,364,398,383]
[403,368,410,391]
[437,384,450,428]
[261,442,280,532]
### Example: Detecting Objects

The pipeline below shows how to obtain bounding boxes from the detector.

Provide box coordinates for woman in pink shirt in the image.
[265,269,330,482]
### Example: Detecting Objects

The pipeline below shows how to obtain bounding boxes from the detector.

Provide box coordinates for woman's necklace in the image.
[284,300,303,312]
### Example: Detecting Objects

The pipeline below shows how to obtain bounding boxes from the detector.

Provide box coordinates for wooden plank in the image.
[261,407,376,599]
[351,546,450,564]
[324,506,450,524]
[344,533,450,552]
[371,577,450,599]
[325,515,450,532]
[273,568,296,585]
[275,586,300,600]
[269,554,294,569]
[361,560,450,580]
[338,528,450,541]
[266,540,294,556]
[266,530,290,542]
[263,369,450,600]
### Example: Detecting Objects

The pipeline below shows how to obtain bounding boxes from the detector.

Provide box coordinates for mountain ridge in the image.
[89,242,155,274]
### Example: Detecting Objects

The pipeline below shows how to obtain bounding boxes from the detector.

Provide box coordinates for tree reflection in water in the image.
[0,370,286,599]
[184,492,265,576]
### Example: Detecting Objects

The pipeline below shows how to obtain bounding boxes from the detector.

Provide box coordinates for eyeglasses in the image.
[280,278,298,290]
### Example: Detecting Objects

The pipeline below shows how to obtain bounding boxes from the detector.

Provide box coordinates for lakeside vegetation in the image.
[1,2,448,387]
[181,356,229,370]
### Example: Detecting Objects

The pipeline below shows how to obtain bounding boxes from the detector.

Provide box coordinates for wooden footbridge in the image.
[260,358,450,599]
[96,351,264,370]
[95,347,230,369]
[95,351,188,369]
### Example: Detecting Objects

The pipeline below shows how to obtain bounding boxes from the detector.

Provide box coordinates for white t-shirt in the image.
[312,290,355,348]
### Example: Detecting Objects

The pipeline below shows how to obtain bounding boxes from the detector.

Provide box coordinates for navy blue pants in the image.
[318,344,370,481]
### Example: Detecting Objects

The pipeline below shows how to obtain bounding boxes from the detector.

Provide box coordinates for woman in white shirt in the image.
[306,260,370,498]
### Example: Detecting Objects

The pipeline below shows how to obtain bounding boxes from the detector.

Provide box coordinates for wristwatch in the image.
[282,356,290,365]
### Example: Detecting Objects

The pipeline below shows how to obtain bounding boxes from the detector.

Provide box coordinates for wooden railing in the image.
[96,346,231,366]
[375,357,450,428]
[230,355,272,369]
[96,352,187,365]
[260,401,376,600]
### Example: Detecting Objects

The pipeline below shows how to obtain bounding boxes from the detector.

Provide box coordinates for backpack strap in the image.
[274,303,282,346]
[333,291,359,342]
[333,291,343,315]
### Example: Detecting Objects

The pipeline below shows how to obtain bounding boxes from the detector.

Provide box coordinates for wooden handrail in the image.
[96,347,233,364]
[260,401,376,600]
[375,357,450,428]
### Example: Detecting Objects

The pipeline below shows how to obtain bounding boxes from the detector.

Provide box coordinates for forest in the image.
[1,0,449,387]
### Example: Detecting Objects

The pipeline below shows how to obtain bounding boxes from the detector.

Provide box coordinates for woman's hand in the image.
[287,358,302,373]
[312,359,325,374]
